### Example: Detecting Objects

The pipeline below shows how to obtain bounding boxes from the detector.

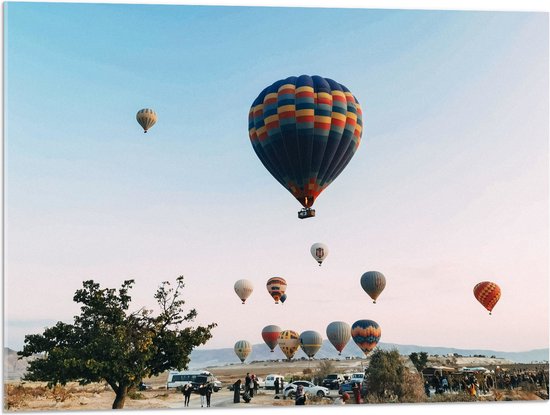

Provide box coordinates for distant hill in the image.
[187,341,549,369]
[4,343,548,379]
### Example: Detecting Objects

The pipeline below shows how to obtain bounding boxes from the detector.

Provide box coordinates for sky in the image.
[3,0,549,357]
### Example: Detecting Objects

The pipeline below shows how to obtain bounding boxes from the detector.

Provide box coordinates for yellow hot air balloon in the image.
[278,330,300,360]
[234,340,252,363]
[136,108,157,133]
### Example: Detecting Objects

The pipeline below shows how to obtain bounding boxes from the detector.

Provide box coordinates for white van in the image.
[351,372,365,383]
[264,374,285,390]
[166,370,222,391]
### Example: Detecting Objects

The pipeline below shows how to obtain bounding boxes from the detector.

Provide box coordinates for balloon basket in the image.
[298,208,315,219]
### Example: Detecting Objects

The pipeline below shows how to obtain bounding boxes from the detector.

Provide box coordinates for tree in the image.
[18,276,216,409]
[409,351,428,372]
[365,349,425,403]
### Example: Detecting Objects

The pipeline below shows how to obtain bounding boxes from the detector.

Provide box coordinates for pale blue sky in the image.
[3,2,548,353]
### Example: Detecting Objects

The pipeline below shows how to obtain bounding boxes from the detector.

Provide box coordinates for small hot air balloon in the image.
[351,320,381,356]
[280,293,287,303]
[360,271,386,304]
[262,325,282,352]
[473,281,501,315]
[278,330,300,360]
[299,330,323,359]
[248,75,363,219]
[311,243,329,266]
[136,108,157,133]
[234,279,254,304]
[234,340,252,363]
[326,321,351,356]
[266,277,287,304]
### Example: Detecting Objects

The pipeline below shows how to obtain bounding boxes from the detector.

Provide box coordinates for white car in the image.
[264,374,285,390]
[351,372,365,383]
[283,381,330,398]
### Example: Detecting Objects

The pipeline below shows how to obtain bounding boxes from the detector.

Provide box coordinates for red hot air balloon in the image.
[266,277,287,304]
[248,75,363,219]
[473,281,501,315]
[262,325,282,352]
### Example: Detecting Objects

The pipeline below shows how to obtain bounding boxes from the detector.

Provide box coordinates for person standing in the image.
[295,384,306,405]
[274,377,280,395]
[253,375,259,397]
[205,382,213,408]
[352,382,361,404]
[280,378,284,392]
[198,384,207,407]
[182,384,192,407]
[233,379,241,403]
[244,373,251,395]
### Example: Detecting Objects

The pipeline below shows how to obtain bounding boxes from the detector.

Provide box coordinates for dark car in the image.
[190,376,222,392]
[338,381,368,398]
[322,374,344,390]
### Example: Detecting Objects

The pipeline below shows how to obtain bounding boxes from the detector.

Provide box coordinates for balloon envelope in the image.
[360,271,386,303]
[266,277,287,304]
[234,279,254,304]
[280,293,287,303]
[299,330,323,358]
[248,75,363,209]
[278,330,300,360]
[234,340,252,363]
[311,243,329,266]
[326,321,351,355]
[262,325,282,352]
[473,281,501,314]
[136,108,157,133]
[351,320,381,356]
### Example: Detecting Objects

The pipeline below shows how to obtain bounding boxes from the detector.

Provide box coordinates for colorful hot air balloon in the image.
[326,321,351,355]
[248,75,363,219]
[299,330,323,359]
[473,281,501,315]
[262,325,282,352]
[234,279,254,304]
[360,271,386,304]
[280,293,287,303]
[351,320,381,356]
[136,108,157,133]
[234,340,252,363]
[266,277,287,304]
[310,243,329,266]
[278,330,300,360]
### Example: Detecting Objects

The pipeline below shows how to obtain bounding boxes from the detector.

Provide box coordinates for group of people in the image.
[233,373,261,404]
[181,383,213,408]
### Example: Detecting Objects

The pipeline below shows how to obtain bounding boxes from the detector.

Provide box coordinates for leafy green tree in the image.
[409,351,428,372]
[18,276,216,409]
[366,348,425,403]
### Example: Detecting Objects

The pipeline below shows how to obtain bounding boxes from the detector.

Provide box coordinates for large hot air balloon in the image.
[351,320,381,356]
[280,293,287,303]
[248,75,363,219]
[234,279,254,304]
[262,325,282,352]
[310,243,329,266]
[299,330,323,359]
[234,340,252,363]
[136,108,157,133]
[266,277,287,304]
[326,321,351,355]
[473,281,501,315]
[278,330,300,360]
[360,271,386,304]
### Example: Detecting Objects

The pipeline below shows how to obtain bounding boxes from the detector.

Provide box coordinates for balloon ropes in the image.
[248,75,363,219]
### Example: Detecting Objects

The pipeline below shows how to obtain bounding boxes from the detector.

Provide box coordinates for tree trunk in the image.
[112,384,128,409]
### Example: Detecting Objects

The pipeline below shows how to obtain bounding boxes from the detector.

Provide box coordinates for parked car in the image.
[264,374,285,390]
[283,381,330,398]
[338,381,367,397]
[350,372,365,383]
[322,374,345,390]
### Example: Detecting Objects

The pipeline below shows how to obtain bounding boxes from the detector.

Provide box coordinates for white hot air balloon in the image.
[310,243,329,266]
[234,279,254,304]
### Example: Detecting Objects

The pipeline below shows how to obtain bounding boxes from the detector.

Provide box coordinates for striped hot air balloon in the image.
[299,330,323,359]
[266,277,287,304]
[360,271,386,303]
[351,320,381,356]
[136,108,157,133]
[473,281,501,315]
[278,330,300,360]
[326,321,351,355]
[234,340,252,363]
[248,75,363,219]
[234,279,254,304]
[262,325,282,352]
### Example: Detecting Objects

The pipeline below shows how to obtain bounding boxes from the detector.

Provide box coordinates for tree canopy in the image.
[18,276,216,409]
